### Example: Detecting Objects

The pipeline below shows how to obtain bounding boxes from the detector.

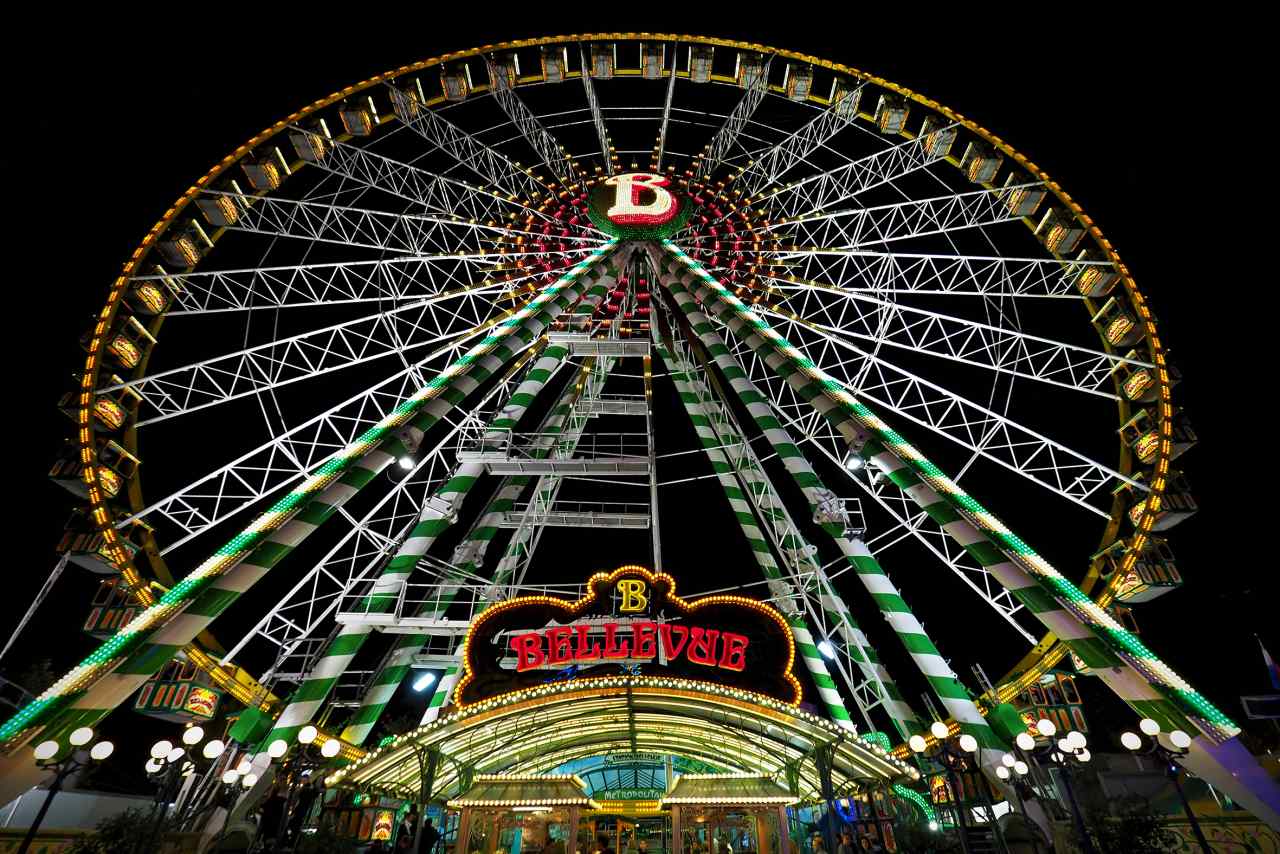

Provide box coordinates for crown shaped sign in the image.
[455,565,801,706]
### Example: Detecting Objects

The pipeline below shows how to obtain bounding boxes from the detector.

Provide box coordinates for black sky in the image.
[2,12,1274,786]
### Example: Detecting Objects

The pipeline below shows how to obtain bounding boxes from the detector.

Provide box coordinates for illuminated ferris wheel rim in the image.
[71,35,1173,732]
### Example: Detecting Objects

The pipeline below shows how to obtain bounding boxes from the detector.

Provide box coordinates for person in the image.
[421,816,442,854]
[597,835,615,854]
[810,835,826,854]
[836,830,853,854]
[253,786,287,852]
[285,778,321,847]
[399,807,420,851]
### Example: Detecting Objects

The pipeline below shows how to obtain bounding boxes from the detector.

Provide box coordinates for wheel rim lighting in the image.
[908,735,927,753]
[33,740,59,761]
[203,739,226,759]
[298,725,319,745]
[150,740,173,760]
[321,739,342,758]
[182,726,204,746]
[68,727,94,747]
[929,721,949,740]
[1120,731,1142,751]
[1139,718,1161,736]
[1035,719,1056,738]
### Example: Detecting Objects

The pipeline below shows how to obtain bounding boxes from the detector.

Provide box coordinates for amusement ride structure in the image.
[8,33,1278,834]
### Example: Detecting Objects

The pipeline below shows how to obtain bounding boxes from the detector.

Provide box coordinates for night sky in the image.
[3,15,1273,794]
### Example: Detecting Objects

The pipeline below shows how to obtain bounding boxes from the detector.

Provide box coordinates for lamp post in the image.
[1119,718,1211,854]
[908,721,1008,854]
[16,728,114,854]
[261,726,342,848]
[991,753,1042,854]
[1009,719,1095,854]
[137,725,227,854]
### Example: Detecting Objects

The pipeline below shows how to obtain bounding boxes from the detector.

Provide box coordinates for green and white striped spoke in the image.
[654,258,998,752]
[0,240,620,771]
[342,263,625,739]
[655,240,1234,743]
[657,337,869,734]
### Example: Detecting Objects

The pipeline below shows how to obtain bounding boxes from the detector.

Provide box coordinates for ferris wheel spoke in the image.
[145,255,547,315]
[102,283,513,425]
[733,84,868,195]
[297,132,553,224]
[114,335,500,550]
[712,317,1136,514]
[383,82,548,198]
[208,191,599,256]
[743,132,945,222]
[698,53,774,180]
[655,40,679,170]
[750,251,1099,299]
[486,68,579,184]
[738,279,1135,396]
[577,46,613,175]
[762,185,1039,249]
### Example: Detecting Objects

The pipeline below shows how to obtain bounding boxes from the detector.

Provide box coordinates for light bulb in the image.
[1170,730,1192,749]
[222,770,239,785]
[69,727,94,747]
[1035,719,1056,738]
[90,741,114,761]
[1076,749,1091,763]
[298,725,318,745]
[927,821,938,832]
[930,721,949,740]
[1001,753,1015,768]
[321,739,342,758]
[958,734,978,753]
[167,747,185,764]
[398,456,414,471]
[236,757,253,775]
[203,740,226,760]
[242,773,259,787]
[33,741,59,761]
[908,735,927,754]
[145,758,163,774]
[1121,732,1142,751]
[1015,733,1035,751]
[816,641,836,660]
[1051,752,1064,764]
[1013,761,1028,775]
[412,672,437,692]
[150,740,173,760]
[267,739,288,759]
[995,766,1010,780]
[1139,718,1161,736]
[843,452,864,471]
[182,727,204,746]
[1067,731,1087,750]
[1057,738,1073,753]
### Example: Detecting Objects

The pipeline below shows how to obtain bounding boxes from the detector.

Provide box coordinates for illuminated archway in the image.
[326,677,919,802]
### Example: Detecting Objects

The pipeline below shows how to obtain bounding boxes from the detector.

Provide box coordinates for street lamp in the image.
[138,725,229,854]
[909,724,1009,854]
[1011,720,1095,854]
[17,729,114,854]
[1119,719,1211,853]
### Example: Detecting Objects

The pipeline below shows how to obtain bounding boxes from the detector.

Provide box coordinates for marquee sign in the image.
[587,173,692,239]
[455,565,800,706]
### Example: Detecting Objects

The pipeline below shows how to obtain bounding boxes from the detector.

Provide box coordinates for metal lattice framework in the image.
[13,34,1279,829]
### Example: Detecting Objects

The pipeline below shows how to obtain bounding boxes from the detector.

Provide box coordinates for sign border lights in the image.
[454,565,801,707]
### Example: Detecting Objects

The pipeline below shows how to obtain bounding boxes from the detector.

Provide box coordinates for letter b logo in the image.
[617,579,648,613]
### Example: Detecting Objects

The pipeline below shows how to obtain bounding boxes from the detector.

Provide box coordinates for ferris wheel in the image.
[6,34,1277,825]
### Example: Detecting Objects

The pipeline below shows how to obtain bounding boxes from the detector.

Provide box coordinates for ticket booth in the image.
[662,775,795,854]
[450,774,598,854]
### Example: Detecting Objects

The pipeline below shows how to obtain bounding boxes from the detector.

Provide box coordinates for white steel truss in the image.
[733,85,867,195]
[699,54,774,179]
[578,45,613,176]
[487,59,579,185]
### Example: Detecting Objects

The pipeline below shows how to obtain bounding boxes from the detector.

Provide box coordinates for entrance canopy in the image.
[325,676,918,801]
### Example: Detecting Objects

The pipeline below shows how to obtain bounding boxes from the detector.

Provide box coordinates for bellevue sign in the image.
[454,565,801,706]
